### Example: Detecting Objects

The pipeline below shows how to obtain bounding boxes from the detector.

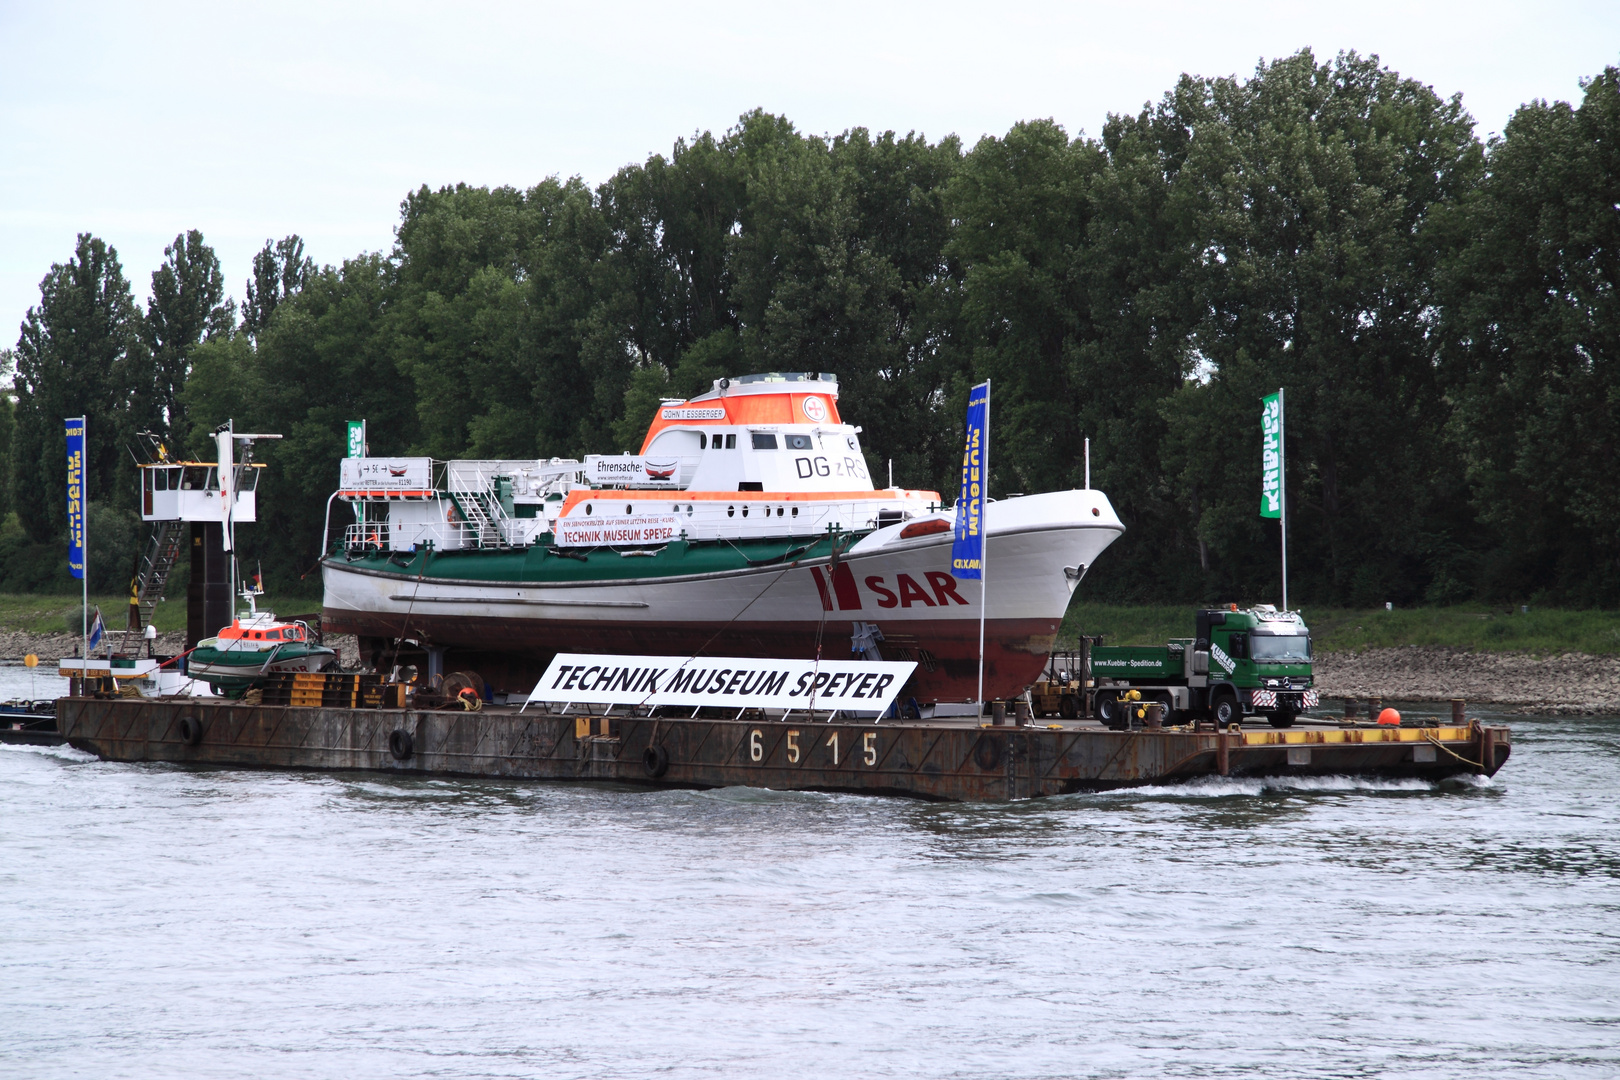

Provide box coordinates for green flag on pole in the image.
[1260,391,1282,519]
[346,421,365,458]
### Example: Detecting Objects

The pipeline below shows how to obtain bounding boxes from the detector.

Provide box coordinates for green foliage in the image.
[12,234,145,540]
[1441,67,1620,603]
[143,230,234,451]
[5,54,1620,611]
[0,593,186,635]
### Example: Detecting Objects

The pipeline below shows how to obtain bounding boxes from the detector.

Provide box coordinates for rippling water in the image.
[3,693,1617,1078]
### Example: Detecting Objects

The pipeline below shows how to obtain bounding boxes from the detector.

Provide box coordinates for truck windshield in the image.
[1252,634,1311,661]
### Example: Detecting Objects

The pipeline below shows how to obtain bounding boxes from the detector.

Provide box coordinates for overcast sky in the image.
[2,0,1616,349]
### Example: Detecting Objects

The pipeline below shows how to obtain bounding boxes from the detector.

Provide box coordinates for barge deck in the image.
[55,697,1510,802]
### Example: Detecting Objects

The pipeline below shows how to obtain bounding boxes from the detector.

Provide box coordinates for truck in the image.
[1087,605,1318,730]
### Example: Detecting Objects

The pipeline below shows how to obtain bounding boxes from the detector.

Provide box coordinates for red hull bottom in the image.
[325,610,1059,703]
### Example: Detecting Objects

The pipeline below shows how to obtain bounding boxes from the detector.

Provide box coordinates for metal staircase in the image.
[450,490,506,548]
[120,521,184,649]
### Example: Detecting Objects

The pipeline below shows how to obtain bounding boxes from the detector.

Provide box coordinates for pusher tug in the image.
[321,372,1124,702]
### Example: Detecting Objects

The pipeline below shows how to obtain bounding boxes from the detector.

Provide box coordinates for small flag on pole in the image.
[87,607,105,652]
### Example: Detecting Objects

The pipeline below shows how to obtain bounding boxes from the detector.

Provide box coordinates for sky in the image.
[2,0,1616,350]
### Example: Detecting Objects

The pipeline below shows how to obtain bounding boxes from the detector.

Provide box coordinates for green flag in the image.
[1260,391,1282,518]
[346,421,365,458]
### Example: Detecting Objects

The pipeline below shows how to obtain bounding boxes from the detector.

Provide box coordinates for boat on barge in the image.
[320,373,1123,701]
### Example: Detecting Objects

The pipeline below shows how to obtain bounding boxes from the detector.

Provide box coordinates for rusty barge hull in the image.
[56,698,1510,802]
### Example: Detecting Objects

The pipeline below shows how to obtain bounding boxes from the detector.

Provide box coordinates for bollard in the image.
[1144,703,1164,731]
[1368,696,1382,721]
[991,700,1006,726]
[1451,698,1466,725]
[1343,696,1359,719]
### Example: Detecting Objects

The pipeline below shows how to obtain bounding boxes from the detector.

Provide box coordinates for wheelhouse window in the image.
[751,433,778,450]
[785,433,812,450]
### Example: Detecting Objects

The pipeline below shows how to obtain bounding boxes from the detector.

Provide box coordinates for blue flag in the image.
[951,382,989,579]
[65,417,86,579]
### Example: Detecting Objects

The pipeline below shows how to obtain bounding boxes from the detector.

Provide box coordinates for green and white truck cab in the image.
[1089,605,1317,730]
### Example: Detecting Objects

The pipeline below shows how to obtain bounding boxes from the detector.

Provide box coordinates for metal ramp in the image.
[120,521,184,649]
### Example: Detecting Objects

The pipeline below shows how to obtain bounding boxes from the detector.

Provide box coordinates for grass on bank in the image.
[1060,603,1620,655]
[0,594,190,636]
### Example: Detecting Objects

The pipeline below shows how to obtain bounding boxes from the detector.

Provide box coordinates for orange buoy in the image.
[1376,707,1401,726]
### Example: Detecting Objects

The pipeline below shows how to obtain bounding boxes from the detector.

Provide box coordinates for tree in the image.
[1442,66,1620,602]
[12,234,145,542]
[1150,51,1483,604]
[242,235,314,338]
[143,230,233,453]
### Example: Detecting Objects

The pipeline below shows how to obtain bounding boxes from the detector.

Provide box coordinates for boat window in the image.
[180,465,214,490]
[725,434,736,449]
[234,466,260,492]
[784,434,812,450]
[698,433,707,449]
[751,433,778,450]
[712,431,724,448]
[1251,634,1311,661]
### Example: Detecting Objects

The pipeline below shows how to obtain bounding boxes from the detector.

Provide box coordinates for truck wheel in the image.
[1095,692,1126,730]
[1267,710,1297,729]
[1211,691,1238,727]
[1058,694,1079,720]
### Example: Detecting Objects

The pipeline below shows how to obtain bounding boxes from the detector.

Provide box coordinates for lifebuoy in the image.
[389,729,414,761]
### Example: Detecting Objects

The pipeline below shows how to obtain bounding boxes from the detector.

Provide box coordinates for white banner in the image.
[340,457,433,491]
[526,653,918,713]
[585,455,682,486]
[555,514,682,547]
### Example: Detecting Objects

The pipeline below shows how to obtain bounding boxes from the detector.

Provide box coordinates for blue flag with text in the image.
[951,382,989,580]
[65,417,86,579]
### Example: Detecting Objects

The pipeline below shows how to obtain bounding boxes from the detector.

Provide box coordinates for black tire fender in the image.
[643,743,670,778]
[388,728,414,761]
[974,734,1003,771]
[178,715,203,747]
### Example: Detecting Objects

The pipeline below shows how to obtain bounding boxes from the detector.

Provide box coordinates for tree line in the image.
[4,50,1617,607]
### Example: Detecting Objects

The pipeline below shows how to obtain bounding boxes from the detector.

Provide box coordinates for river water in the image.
[3,666,1617,1078]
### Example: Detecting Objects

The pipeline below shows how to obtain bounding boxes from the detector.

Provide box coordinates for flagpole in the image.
[1279,387,1288,612]
[977,380,990,708]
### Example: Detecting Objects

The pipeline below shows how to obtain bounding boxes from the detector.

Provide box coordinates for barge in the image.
[55,696,1511,802]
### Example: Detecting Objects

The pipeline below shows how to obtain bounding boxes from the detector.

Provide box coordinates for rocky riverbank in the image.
[1314,647,1620,715]
[2,631,1612,713]
[0,631,362,666]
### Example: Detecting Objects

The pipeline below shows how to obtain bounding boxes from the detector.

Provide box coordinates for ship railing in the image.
[343,521,392,553]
